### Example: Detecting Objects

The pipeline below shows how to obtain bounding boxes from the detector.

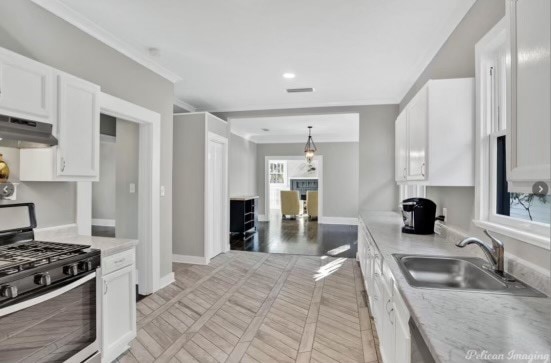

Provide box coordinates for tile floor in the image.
[117,251,381,363]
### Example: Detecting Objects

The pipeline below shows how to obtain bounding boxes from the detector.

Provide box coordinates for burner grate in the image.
[0,241,91,274]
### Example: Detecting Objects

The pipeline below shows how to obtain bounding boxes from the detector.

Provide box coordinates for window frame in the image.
[474,18,550,250]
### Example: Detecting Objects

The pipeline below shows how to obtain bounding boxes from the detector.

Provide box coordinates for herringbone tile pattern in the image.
[117,251,380,363]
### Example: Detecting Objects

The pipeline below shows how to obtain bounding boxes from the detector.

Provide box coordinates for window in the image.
[495,135,550,224]
[476,27,550,249]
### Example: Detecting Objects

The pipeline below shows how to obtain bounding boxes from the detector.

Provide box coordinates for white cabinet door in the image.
[57,73,99,178]
[0,48,53,123]
[102,264,136,363]
[395,112,408,182]
[395,310,411,363]
[406,87,428,181]
[380,274,396,363]
[506,0,551,191]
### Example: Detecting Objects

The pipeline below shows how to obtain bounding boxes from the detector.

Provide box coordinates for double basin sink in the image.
[393,254,545,297]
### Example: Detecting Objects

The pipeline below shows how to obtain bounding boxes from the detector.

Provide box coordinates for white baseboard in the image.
[257,214,269,222]
[159,272,175,289]
[92,219,116,227]
[173,254,209,265]
[318,217,358,225]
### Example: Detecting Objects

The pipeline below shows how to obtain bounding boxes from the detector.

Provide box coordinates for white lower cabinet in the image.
[358,217,411,363]
[101,249,136,363]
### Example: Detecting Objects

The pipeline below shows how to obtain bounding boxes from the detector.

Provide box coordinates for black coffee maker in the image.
[400,198,440,234]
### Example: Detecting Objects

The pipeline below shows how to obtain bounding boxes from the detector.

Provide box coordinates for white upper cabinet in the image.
[406,87,428,181]
[396,78,475,186]
[395,112,408,182]
[56,72,100,178]
[0,48,54,124]
[506,0,551,192]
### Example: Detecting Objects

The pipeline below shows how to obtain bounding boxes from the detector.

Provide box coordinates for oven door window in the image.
[0,274,96,363]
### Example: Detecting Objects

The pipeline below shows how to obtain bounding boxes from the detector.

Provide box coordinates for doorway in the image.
[77,92,161,295]
[91,115,139,241]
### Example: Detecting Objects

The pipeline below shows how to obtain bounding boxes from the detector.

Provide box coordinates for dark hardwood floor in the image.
[230,215,358,258]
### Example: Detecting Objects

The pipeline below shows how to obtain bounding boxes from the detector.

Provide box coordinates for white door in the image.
[57,72,100,178]
[0,47,53,123]
[407,86,428,180]
[207,135,227,259]
[395,112,407,182]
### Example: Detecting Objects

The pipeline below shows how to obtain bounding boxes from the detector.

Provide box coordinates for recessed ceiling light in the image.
[282,73,296,79]
[261,128,270,132]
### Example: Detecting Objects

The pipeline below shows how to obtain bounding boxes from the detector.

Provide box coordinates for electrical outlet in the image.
[160,186,166,197]
[443,207,448,221]
[129,183,136,194]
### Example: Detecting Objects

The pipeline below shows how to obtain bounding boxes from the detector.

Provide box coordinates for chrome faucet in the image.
[456,230,505,275]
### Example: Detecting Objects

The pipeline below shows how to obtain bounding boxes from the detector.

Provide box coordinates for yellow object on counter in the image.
[0,154,10,182]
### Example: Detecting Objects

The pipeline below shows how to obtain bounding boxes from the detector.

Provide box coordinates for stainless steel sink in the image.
[393,254,545,297]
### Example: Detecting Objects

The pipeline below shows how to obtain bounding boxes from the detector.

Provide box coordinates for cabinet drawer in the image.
[103,249,135,275]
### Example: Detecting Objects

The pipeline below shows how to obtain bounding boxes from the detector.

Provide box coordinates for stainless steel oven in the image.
[0,269,100,363]
[0,203,101,363]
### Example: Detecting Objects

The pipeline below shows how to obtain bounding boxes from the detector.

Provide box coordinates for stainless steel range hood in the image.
[0,114,58,148]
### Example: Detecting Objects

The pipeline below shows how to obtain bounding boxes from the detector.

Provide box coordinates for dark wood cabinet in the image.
[230,196,258,235]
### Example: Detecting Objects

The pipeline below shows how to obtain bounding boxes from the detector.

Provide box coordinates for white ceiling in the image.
[43,0,475,112]
[230,114,359,143]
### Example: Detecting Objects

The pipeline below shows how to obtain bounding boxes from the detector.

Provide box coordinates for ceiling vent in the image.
[286,87,315,93]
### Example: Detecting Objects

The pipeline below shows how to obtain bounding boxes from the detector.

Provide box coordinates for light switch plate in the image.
[160,186,166,197]
[129,183,136,193]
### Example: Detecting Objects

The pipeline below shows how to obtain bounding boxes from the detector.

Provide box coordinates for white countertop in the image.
[34,225,137,257]
[360,211,551,363]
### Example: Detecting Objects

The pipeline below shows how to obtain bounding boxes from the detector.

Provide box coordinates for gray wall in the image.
[217,104,399,214]
[173,114,206,257]
[0,0,174,277]
[0,147,76,227]
[115,119,139,239]
[256,142,359,218]
[400,0,505,110]
[229,133,257,197]
[92,138,116,221]
[400,0,549,271]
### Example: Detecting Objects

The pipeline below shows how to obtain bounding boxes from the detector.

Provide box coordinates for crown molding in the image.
[230,130,253,142]
[31,0,182,83]
[173,97,197,112]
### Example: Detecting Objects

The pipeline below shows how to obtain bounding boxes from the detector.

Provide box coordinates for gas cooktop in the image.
[0,241,91,276]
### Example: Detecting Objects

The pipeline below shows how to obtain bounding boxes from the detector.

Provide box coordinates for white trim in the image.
[257,214,269,222]
[92,219,115,227]
[473,220,550,250]
[474,18,550,250]
[33,223,77,234]
[77,91,162,295]
[159,272,175,289]
[173,97,197,112]
[250,135,358,144]
[264,155,323,220]
[30,0,182,83]
[318,217,358,225]
[100,134,116,143]
[197,98,399,113]
[173,254,209,265]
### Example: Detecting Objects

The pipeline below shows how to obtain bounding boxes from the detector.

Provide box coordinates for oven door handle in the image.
[0,272,96,317]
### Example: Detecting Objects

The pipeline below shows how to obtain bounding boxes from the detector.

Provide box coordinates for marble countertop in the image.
[359,210,551,363]
[34,225,137,257]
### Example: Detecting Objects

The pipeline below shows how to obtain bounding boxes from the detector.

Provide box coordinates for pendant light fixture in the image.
[304,126,317,164]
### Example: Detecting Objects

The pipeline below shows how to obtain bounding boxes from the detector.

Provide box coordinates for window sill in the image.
[473,219,550,250]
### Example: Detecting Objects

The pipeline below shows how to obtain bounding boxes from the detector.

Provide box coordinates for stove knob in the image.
[34,273,51,286]
[63,264,79,276]
[0,285,18,298]
[78,260,93,272]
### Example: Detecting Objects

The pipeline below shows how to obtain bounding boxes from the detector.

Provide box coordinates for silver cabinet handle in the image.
[385,299,392,313]
[104,281,108,295]
[61,157,66,172]
[421,162,426,177]
[403,167,407,179]
[389,308,395,325]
